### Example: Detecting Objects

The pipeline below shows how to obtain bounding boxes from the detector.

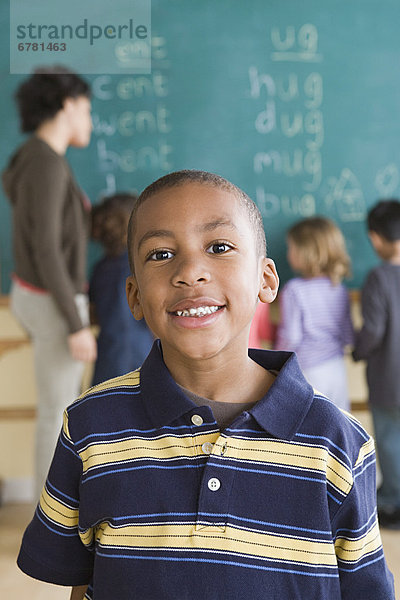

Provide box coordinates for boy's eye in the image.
[148,249,174,261]
[206,243,232,254]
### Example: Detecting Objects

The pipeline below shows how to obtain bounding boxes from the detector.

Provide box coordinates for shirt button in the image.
[201,442,213,454]
[191,414,203,426]
[208,477,221,491]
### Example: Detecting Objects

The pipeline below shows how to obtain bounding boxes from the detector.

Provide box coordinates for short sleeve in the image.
[331,435,395,599]
[17,411,94,586]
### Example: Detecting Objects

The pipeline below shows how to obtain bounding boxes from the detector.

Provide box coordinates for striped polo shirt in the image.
[17,342,394,599]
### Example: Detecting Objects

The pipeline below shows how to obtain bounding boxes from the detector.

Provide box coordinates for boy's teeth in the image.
[175,306,220,317]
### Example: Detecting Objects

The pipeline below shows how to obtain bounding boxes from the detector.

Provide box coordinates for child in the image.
[275,217,354,411]
[17,172,394,599]
[353,199,400,530]
[90,193,153,385]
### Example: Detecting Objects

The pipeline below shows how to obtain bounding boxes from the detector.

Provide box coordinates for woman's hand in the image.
[68,327,97,362]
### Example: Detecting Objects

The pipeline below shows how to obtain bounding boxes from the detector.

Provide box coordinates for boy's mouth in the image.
[168,298,225,322]
[174,306,223,318]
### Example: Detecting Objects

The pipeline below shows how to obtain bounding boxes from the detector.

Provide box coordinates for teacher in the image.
[2,66,97,499]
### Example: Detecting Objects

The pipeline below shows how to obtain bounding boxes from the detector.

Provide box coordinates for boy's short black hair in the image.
[127,170,267,273]
[367,199,400,241]
[15,65,91,133]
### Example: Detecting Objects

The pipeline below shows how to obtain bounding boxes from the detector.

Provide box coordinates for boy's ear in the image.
[258,258,279,304]
[126,275,144,320]
[368,230,382,250]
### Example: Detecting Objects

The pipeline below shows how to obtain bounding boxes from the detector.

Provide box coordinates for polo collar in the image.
[140,341,314,441]
[140,341,198,428]
[248,348,314,440]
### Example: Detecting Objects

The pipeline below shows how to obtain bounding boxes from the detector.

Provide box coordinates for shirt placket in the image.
[188,411,239,533]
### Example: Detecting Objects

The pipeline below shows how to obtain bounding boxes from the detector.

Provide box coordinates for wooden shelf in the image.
[0,339,29,358]
[0,407,36,420]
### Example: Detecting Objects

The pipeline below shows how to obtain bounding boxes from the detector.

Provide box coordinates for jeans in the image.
[371,404,400,511]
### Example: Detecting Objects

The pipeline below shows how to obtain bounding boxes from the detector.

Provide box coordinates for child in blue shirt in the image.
[90,193,153,384]
[17,171,394,599]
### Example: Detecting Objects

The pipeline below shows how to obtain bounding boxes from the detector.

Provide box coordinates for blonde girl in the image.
[275,216,354,410]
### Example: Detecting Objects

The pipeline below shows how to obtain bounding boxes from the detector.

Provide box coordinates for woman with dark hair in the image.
[2,66,97,499]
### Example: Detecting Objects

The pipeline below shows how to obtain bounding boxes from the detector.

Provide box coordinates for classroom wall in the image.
[3,0,400,291]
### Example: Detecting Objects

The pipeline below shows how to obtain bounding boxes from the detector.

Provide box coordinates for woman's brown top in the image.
[2,136,89,333]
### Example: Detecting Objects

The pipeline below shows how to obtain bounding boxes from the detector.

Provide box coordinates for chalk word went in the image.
[92,105,172,137]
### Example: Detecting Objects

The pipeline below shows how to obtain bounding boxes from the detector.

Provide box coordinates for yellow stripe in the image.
[63,409,71,441]
[354,437,375,468]
[79,528,94,547]
[335,521,382,562]
[78,369,140,400]
[79,432,220,473]
[215,438,353,495]
[95,522,337,567]
[79,433,352,493]
[40,487,79,528]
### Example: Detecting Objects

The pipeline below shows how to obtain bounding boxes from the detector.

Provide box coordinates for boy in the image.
[353,199,400,530]
[17,172,394,599]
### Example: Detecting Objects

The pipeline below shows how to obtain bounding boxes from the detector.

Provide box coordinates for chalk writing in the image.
[98,173,117,199]
[92,72,168,100]
[325,169,365,222]
[271,24,322,62]
[92,33,174,190]
[256,187,316,218]
[304,73,323,109]
[97,139,173,173]
[249,24,323,218]
[375,163,399,197]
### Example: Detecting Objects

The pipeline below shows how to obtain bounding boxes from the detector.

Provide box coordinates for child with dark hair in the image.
[353,199,400,529]
[90,193,153,385]
[2,65,96,500]
[17,171,394,599]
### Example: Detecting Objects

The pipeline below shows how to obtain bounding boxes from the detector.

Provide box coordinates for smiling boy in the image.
[18,171,394,599]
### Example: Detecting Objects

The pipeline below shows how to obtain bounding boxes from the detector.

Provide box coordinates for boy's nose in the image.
[171,259,211,287]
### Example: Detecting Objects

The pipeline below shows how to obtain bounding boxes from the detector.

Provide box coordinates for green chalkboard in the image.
[2,0,400,293]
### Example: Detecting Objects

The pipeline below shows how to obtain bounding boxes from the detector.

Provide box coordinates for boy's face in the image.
[126,183,278,364]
